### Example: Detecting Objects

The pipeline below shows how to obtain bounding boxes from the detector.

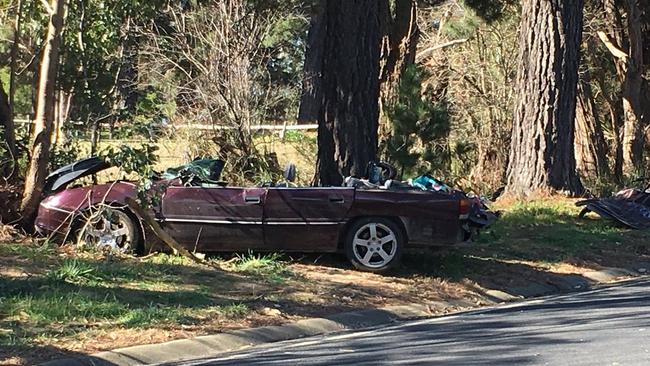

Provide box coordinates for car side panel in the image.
[161,186,266,251]
[263,187,354,251]
[347,190,461,245]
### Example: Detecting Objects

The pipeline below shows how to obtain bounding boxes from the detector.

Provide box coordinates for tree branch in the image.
[39,0,53,15]
[125,197,213,267]
[416,38,468,62]
[597,31,628,60]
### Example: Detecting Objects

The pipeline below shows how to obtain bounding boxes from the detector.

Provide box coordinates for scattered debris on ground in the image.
[577,185,650,229]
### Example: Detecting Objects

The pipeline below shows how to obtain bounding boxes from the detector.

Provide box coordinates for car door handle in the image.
[245,196,261,204]
[329,196,345,203]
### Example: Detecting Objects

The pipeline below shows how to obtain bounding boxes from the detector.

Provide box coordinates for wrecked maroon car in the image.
[35,157,496,272]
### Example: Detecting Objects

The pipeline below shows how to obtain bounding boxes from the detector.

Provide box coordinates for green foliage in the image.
[442,10,480,39]
[463,0,517,23]
[0,246,264,348]
[60,0,168,124]
[0,68,30,116]
[232,251,293,283]
[101,143,159,176]
[218,303,250,318]
[283,130,316,144]
[477,199,650,262]
[383,65,451,179]
[0,242,57,261]
[47,259,97,284]
[49,142,82,171]
[100,142,160,204]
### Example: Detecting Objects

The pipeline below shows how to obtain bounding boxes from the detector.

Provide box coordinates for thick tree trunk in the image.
[575,79,609,178]
[20,0,66,224]
[314,0,384,186]
[506,0,584,196]
[297,1,327,124]
[379,0,419,103]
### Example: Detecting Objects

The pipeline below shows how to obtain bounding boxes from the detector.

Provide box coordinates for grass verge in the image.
[1,197,648,365]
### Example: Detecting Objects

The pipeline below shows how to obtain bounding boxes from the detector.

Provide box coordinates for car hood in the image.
[43,157,112,195]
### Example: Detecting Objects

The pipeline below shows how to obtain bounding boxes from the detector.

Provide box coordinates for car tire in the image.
[344,217,404,272]
[77,207,141,255]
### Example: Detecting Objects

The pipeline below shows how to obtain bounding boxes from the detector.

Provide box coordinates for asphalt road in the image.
[166,279,650,366]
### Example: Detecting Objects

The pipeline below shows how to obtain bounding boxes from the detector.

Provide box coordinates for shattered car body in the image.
[35,158,497,271]
[576,185,650,230]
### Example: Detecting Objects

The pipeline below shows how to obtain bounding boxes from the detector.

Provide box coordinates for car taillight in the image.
[459,199,472,216]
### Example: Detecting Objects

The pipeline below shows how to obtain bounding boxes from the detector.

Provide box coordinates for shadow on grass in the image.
[0,253,395,364]
[475,203,650,264]
[290,201,650,300]
[0,344,118,366]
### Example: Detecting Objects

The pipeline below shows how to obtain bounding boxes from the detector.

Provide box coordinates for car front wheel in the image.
[344,217,403,272]
[77,207,140,254]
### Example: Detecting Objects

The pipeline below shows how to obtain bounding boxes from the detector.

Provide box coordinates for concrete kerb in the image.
[39,267,640,366]
[39,305,434,366]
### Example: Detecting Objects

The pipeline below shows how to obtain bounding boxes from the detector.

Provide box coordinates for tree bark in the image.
[314,0,384,186]
[0,83,13,177]
[621,0,645,174]
[3,0,23,177]
[575,79,609,178]
[506,0,584,196]
[600,0,647,175]
[379,0,419,103]
[20,0,67,224]
[297,1,327,124]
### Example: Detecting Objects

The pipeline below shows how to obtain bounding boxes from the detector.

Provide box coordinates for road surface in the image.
[166,278,650,365]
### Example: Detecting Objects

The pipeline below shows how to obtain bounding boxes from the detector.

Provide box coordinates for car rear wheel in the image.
[77,207,140,254]
[344,217,403,272]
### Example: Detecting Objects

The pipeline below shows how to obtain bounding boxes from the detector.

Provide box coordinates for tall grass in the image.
[231,252,293,283]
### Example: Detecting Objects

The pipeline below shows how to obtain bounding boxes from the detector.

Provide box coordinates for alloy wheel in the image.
[351,222,398,269]
[80,208,135,253]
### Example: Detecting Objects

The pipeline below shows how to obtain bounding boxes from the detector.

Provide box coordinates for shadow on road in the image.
[170,280,650,365]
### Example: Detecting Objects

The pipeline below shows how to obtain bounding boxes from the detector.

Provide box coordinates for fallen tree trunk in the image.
[125,197,212,267]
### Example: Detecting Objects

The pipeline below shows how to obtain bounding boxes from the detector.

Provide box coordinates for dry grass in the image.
[69,131,318,186]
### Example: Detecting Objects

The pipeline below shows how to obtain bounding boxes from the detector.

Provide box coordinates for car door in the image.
[263,187,354,251]
[160,184,266,251]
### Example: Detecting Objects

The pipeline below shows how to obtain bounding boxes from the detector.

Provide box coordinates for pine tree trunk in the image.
[297,1,327,124]
[314,0,384,186]
[575,79,609,178]
[20,0,66,224]
[506,0,584,196]
[379,0,418,103]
